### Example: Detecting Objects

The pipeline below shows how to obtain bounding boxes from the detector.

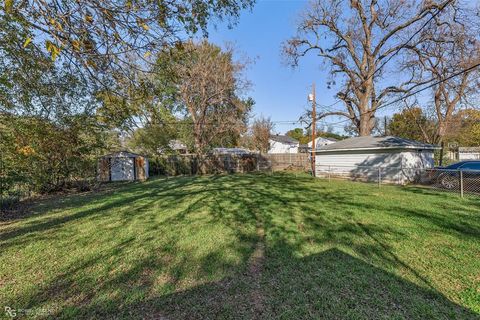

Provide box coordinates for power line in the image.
[325,61,480,127]
[321,0,454,110]
[130,119,306,126]
[129,58,480,130]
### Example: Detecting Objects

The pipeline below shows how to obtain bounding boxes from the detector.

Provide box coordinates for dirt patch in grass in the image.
[247,221,266,316]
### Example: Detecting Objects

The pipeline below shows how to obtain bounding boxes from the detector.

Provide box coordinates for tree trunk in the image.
[358,112,374,136]
[436,121,448,144]
[357,79,375,136]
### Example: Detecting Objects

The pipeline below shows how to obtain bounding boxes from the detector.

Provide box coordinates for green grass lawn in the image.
[1,173,479,319]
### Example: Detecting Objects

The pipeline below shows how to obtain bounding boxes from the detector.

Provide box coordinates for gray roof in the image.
[269,134,298,144]
[316,136,439,153]
[459,147,480,152]
[325,137,338,142]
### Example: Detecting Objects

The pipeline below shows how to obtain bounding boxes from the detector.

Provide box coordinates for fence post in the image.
[328,166,331,182]
[460,170,464,198]
[378,167,381,188]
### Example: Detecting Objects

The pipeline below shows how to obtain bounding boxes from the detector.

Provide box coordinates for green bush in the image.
[0,115,110,204]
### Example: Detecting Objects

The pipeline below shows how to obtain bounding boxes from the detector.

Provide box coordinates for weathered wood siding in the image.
[98,158,110,182]
[135,156,148,180]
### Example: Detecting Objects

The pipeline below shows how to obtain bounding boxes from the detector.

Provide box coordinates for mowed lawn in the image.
[1,173,479,319]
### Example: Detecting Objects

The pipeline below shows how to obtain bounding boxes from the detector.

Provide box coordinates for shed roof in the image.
[269,134,298,144]
[100,150,145,158]
[315,136,439,153]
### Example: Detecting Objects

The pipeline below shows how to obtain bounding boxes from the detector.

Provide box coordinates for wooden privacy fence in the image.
[149,153,310,176]
[265,153,309,171]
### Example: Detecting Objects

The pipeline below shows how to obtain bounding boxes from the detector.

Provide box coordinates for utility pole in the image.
[384,116,388,136]
[439,141,445,167]
[309,83,316,177]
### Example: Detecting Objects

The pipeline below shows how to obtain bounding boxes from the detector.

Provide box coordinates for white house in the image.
[458,147,480,160]
[268,135,299,154]
[314,136,440,184]
[307,137,337,150]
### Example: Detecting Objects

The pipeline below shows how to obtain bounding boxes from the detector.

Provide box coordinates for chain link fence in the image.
[315,164,480,198]
[418,168,480,198]
[147,156,480,199]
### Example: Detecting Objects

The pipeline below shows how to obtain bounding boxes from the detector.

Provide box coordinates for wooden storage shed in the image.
[98,151,149,182]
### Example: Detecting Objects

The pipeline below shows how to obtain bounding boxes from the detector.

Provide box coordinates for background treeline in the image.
[0,1,255,208]
[2,0,480,208]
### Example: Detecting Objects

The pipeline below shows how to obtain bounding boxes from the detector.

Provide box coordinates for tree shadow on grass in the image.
[0,176,205,223]
[47,247,478,319]
[0,176,220,247]
[2,173,479,319]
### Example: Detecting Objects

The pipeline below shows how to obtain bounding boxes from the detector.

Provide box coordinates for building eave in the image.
[315,145,440,153]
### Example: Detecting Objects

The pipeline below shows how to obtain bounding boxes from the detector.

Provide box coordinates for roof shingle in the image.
[316,136,439,152]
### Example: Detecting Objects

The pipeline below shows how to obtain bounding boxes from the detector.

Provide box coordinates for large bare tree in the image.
[402,3,480,144]
[284,0,452,136]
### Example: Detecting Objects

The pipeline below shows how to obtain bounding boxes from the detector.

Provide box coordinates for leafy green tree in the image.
[445,109,480,147]
[0,15,93,118]
[388,108,436,143]
[0,15,118,201]
[304,127,346,143]
[0,114,112,198]
[1,0,255,90]
[286,128,303,141]
[153,41,253,155]
[125,109,179,156]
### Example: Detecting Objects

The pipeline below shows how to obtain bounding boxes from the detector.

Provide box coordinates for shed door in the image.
[111,157,135,181]
[135,157,146,180]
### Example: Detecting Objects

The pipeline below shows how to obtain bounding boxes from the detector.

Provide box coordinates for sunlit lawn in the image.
[0,173,479,319]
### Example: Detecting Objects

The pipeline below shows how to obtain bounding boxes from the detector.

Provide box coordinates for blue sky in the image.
[206,0,478,135]
[208,0,335,134]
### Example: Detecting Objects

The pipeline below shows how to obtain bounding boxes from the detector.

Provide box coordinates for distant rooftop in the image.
[269,134,298,144]
[211,147,253,155]
[459,147,480,152]
[316,136,439,152]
